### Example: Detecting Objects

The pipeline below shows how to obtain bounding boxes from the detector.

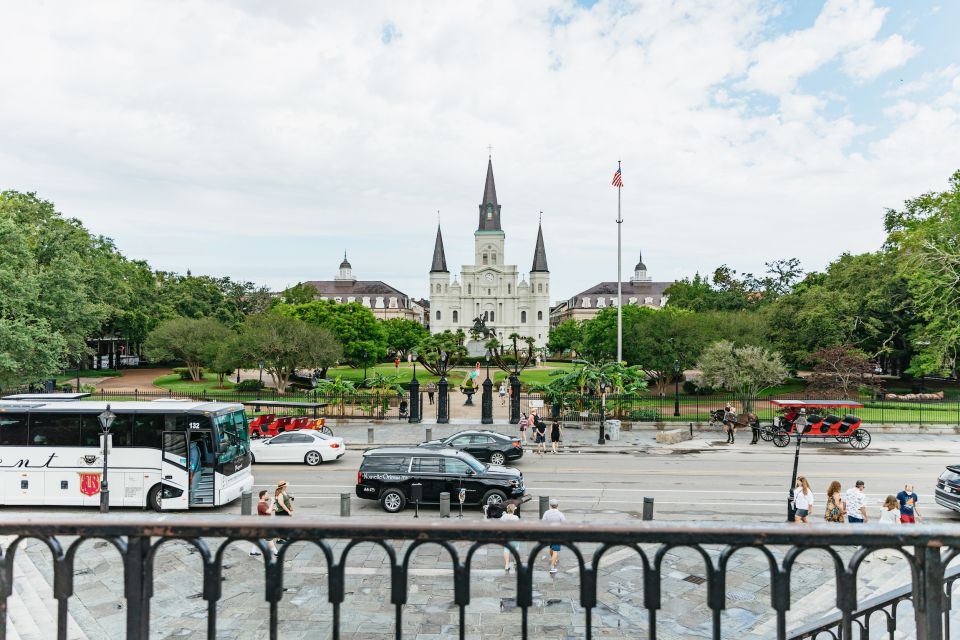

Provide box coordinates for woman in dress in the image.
[274,481,294,516]
[550,420,563,454]
[519,413,529,443]
[824,480,845,523]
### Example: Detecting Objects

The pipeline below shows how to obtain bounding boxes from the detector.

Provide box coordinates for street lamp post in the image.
[408,351,420,424]
[437,352,449,424]
[481,351,493,424]
[787,413,807,522]
[258,360,264,385]
[362,352,368,388]
[673,360,681,417]
[598,380,607,445]
[98,404,117,514]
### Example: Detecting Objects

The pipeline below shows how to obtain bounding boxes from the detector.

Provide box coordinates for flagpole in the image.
[616,160,623,365]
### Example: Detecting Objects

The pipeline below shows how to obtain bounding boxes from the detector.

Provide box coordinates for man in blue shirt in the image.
[896,484,921,524]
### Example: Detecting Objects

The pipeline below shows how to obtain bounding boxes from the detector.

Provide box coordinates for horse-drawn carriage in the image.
[761,399,869,449]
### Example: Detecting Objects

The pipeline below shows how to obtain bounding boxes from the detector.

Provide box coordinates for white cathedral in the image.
[429,157,551,350]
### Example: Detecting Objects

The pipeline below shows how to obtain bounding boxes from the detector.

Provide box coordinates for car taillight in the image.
[330,443,340,448]
[512,441,520,448]
[357,471,362,484]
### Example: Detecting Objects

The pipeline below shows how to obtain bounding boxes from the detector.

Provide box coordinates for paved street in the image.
[2,430,958,639]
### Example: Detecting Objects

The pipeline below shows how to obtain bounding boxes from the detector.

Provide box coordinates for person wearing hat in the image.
[541,498,566,574]
[274,481,294,517]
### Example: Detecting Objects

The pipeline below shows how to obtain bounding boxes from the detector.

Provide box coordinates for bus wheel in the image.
[147,484,163,512]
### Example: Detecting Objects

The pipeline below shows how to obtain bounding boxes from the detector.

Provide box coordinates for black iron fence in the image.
[519,393,960,426]
[0,518,957,640]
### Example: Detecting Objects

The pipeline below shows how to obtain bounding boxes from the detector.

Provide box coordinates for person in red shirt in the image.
[250,490,279,557]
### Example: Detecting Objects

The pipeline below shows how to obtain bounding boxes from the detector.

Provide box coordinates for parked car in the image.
[355,446,525,513]
[419,430,523,465]
[250,430,345,466]
[935,465,960,514]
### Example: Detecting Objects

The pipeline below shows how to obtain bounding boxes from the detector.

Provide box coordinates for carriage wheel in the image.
[849,429,871,450]
[759,427,774,442]
[772,431,790,447]
[835,436,852,444]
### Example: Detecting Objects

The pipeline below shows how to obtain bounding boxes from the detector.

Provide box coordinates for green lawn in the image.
[321,361,573,388]
[153,373,236,393]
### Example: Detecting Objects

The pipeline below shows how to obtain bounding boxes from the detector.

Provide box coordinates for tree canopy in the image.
[278,300,388,368]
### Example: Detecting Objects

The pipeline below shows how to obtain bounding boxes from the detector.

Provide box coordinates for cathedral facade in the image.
[429,158,551,349]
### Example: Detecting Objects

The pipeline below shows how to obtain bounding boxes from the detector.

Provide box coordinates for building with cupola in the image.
[429,157,551,350]
[549,252,674,328]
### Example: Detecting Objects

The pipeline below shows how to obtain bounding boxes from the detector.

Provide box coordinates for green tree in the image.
[0,318,67,389]
[546,319,582,356]
[278,300,387,368]
[697,340,787,411]
[234,313,343,393]
[274,282,319,306]
[382,318,428,359]
[415,330,468,377]
[885,170,960,376]
[144,317,232,381]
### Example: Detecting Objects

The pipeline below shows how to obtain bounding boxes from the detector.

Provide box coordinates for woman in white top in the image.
[500,503,521,572]
[879,495,901,524]
[793,476,813,523]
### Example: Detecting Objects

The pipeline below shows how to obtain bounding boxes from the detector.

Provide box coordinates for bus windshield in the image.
[214,410,250,462]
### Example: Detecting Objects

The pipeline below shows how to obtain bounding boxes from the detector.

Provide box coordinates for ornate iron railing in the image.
[1,518,957,640]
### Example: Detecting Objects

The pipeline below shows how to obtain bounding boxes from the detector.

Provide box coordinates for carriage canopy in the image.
[770,399,864,409]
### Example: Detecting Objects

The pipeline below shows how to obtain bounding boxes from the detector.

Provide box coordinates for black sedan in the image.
[419,430,523,466]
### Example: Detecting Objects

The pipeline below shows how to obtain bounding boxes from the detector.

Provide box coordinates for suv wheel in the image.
[482,489,507,506]
[489,452,506,466]
[380,489,407,513]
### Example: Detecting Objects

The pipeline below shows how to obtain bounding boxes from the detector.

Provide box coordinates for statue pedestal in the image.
[466,341,488,357]
[463,390,476,406]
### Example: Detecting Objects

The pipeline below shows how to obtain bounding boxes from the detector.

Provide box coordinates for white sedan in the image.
[250,430,346,466]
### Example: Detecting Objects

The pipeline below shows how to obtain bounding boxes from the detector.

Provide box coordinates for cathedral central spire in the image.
[477,157,502,232]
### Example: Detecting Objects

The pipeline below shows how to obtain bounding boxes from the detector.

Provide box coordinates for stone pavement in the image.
[4,513,944,640]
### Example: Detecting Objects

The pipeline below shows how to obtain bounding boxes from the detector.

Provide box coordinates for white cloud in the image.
[842,34,920,81]
[886,63,960,97]
[0,0,954,300]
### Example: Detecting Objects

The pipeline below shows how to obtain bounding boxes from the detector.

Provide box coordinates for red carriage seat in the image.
[822,415,842,435]
[248,414,276,437]
[802,415,824,434]
[265,416,294,436]
[839,414,861,433]
[289,417,310,431]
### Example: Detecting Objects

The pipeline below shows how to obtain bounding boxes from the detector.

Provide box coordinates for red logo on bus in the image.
[79,473,101,496]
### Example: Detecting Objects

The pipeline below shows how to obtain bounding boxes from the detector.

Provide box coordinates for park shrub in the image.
[235,379,264,391]
[173,367,204,380]
[628,408,661,422]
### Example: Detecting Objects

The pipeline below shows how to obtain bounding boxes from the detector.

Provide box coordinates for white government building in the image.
[429,157,551,350]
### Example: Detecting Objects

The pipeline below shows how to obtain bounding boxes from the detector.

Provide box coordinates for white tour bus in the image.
[0,397,254,510]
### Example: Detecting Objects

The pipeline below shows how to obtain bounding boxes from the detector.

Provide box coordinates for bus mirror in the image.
[218,442,229,454]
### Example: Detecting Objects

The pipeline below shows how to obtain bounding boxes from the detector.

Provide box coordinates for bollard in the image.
[340,493,351,517]
[241,490,253,516]
[539,495,549,519]
[440,492,451,518]
[642,496,654,521]
[425,427,432,441]
[690,424,694,439]
[368,426,374,444]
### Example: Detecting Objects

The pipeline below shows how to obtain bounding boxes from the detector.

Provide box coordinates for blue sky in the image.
[0,1,958,300]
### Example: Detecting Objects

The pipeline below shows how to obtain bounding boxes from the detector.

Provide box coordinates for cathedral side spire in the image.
[531,223,548,272]
[477,157,502,232]
[430,225,448,272]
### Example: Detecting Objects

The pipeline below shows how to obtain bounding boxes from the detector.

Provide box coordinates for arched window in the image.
[491,252,497,264]
[538,283,543,293]
[537,311,543,321]
[507,284,511,294]
[521,311,527,323]
[452,310,458,323]
[482,254,488,265]
[436,310,441,321]
[467,284,472,294]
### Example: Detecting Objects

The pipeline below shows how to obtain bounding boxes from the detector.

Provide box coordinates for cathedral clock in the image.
[482,271,495,283]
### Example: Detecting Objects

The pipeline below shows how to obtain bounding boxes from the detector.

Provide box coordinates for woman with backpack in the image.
[824,480,846,523]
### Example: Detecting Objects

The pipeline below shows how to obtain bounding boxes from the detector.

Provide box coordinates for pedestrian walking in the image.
[274,481,294,516]
[896,484,922,523]
[519,412,529,443]
[824,481,846,523]
[499,381,508,406]
[426,382,436,405]
[550,419,563,454]
[250,490,279,557]
[793,476,813,523]
[541,498,566,574]
[534,414,547,455]
[500,503,521,572]
[876,495,902,560]
[844,480,868,523]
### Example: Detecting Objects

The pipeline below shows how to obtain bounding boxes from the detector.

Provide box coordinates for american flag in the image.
[612,166,623,188]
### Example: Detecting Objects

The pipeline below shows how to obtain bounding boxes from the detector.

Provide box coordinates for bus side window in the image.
[29,413,80,446]
[133,414,163,448]
[82,414,134,447]
[0,414,28,445]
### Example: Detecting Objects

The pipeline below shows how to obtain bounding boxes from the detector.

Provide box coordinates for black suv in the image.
[935,465,960,514]
[356,447,525,513]
[419,430,523,465]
